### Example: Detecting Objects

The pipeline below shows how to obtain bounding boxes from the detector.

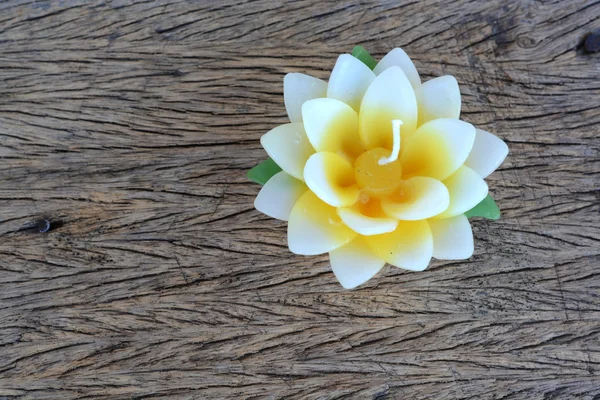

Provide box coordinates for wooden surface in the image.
[1,1,599,399]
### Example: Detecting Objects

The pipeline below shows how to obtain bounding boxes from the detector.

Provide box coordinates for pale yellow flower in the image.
[254,48,508,289]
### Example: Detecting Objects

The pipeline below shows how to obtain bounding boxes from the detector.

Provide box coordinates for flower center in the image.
[354,147,403,198]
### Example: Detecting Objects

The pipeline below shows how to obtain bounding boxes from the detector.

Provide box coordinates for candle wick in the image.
[378,119,403,165]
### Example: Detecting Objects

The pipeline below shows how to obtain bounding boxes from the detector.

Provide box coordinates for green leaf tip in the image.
[465,194,501,220]
[351,45,377,70]
[247,158,282,185]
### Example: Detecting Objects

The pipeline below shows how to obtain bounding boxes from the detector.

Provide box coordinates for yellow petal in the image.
[330,237,386,289]
[434,166,488,219]
[327,54,376,112]
[303,152,360,207]
[260,123,315,181]
[359,66,418,150]
[465,128,509,178]
[337,207,398,236]
[381,177,449,220]
[254,171,308,221]
[288,191,357,255]
[429,215,474,260]
[416,76,461,126]
[302,98,364,160]
[365,220,433,271]
[373,48,421,89]
[400,118,475,181]
[284,73,328,123]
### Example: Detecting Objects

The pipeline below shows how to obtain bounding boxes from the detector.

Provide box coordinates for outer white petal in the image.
[303,152,360,207]
[381,177,450,220]
[365,220,433,271]
[327,54,376,112]
[400,118,476,181]
[429,214,474,260]
[288,191,357,255]
[337,207,398,236]
[359,66,418,150]
[373,48,421,89]
[416,76,461,126]
[330,237,386,289]
[302,98,364,159]
[284,73,327,123]
[254,171,308,221]
[465,128,509,178]
[260,123,315,181]
[435,166,488,219]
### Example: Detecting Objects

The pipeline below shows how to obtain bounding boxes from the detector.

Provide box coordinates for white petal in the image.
[288,191,357,255]
[465,128,509,178]
[327,54,376,112]
[416,76,461,126]
[435,166,488,219]
[337,207,398,236]
[254,171,308,221]
[303,152,360,207]
[400,118,476,181]
[373,48,421,89]
[359,66,418,150]
[330,237,386,289]
[365,220,433,271]
[260,123,315,181]
[381,177,450,220]
[429,215,474,260]
[284,73,327,123]
[302,98,364,160]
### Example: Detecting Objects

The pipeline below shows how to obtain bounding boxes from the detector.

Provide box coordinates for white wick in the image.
[378,119,403,165]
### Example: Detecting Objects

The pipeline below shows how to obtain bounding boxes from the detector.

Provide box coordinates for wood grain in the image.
[1,0,599,399]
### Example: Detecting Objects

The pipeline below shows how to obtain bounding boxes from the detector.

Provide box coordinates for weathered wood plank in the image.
[1,0,599,399]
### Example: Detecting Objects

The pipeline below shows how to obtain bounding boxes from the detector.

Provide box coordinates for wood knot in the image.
[36,219,51,233]
[516,35,538,49]
[583,32,600,53]
[17,219,62,234]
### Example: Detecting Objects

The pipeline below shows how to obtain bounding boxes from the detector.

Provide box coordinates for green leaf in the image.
[247,158,282,185]
[351,45,377,70]
[465,194,501,220]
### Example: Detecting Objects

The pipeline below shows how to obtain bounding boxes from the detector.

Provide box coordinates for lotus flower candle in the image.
[248,47,508,289]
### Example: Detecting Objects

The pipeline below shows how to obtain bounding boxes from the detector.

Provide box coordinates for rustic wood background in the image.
[1,0,599,399]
